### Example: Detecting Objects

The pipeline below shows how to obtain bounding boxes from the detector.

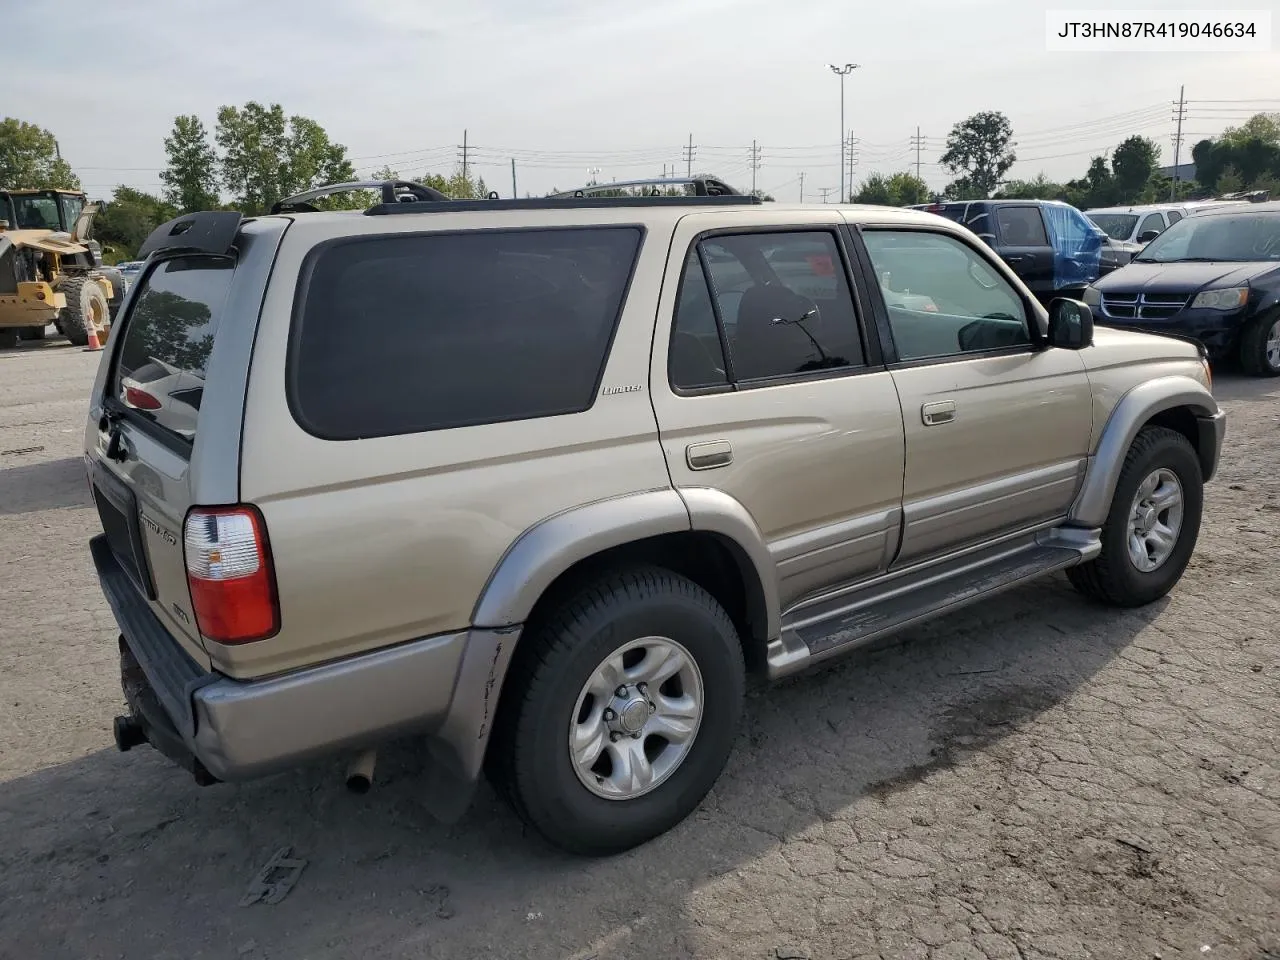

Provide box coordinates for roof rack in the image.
[365,194,761,215]
[549,176,746,198]
[272,180,449,214]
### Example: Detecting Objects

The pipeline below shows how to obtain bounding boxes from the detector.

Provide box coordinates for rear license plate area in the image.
[91,462,156,599]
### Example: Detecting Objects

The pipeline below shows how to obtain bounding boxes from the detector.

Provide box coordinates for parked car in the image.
[909,199,1124,302]
[88,178,1224,856]
[1086,201,1280,375]
[114,260,145,293]
[1085,202,1244,253]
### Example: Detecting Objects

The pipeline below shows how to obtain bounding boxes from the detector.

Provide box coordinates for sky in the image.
[9,0,1279,201]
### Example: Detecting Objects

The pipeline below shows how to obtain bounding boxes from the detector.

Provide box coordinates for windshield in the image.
[12,195,60,230]
[1087,213,1139,241]
[1136,211,1280,263]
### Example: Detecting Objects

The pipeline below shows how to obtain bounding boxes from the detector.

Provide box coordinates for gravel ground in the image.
[0,338,1277,960]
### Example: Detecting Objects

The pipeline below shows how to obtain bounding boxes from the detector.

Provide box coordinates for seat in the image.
[732,282,826,379]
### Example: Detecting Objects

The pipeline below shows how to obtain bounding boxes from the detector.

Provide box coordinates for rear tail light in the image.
[124,385,162,410]
[183,506,279,644]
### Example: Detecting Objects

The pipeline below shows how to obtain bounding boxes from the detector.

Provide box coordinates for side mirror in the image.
[1137,230,1160,244]
[1047,298,1094,350]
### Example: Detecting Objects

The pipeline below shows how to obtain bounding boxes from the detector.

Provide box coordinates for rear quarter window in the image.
[111,255,234,444]
[289,226,643,440]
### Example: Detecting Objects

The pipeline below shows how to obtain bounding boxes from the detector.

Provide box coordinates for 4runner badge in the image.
[139,512,178,547]
[602,384,643,396]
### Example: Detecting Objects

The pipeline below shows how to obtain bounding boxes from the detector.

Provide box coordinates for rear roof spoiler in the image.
[138,211,243,259]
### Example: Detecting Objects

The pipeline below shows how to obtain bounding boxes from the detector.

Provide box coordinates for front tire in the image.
[1068,426,1203,607]
[488,566,745,856]
[1239,310,1280,377]
[57,277,109,347]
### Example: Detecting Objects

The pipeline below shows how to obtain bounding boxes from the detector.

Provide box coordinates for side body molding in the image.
[1069,375,1221,528]
[470,489,692,627]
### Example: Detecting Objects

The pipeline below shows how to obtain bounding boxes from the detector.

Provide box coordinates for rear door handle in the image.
[686,440,733,470]
[921,400,956,426]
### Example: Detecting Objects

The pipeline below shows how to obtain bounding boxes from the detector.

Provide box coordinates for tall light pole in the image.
[829,63,859,202]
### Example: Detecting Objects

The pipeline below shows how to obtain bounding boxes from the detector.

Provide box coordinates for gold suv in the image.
[86,178,1225,855]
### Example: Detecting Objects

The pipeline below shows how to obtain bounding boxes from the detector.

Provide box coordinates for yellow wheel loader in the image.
[0,189,121,349]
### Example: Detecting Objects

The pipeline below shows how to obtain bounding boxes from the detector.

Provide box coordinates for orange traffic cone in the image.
[84,324,103,353]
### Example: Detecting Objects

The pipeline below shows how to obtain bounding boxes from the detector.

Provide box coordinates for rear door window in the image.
[290,227,643,440]
[1138,212,1166,237]
[111,256,234,444]
[995,206,1050,246]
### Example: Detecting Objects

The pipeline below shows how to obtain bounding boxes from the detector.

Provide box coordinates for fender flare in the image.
[1069,375,1219,528]
[470,488,692,627]
[446,487,777,792]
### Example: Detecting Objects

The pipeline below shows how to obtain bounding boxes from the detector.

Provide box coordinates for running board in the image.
[765,527,1101,680]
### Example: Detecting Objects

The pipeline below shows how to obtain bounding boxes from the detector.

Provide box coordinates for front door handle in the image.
[686,440,733,470]
[921,400,956,426]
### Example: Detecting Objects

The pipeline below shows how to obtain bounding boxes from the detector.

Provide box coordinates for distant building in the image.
[1159,162,1197,182]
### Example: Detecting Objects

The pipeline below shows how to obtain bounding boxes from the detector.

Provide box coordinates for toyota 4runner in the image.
[87,178,1226,856]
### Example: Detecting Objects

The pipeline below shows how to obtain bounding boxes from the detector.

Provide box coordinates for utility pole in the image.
[819,186,835,204]
[828,63,860,203]
[511,158,517,199]
[683,134,697,178]
[749,140,762,195]
[910,126,926,181]
[1171,85,1187,201]
[846,132,859,201]
[459,129,469,184]
[799,171,805,203]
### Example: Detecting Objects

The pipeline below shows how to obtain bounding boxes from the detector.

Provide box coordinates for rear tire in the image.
[1067,426,1203,607]
[57,277,109,348]
[0,328,19,350]
[1238,310,1280,377]
[488,566,745,856]
[18,325,47,341]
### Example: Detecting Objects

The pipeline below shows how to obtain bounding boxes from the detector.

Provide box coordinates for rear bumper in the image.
[92,534,515,787]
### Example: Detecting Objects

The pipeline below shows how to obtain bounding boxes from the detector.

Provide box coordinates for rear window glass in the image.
[995,206,1049,245]
[111,255,234,443]
[290,227,643,440]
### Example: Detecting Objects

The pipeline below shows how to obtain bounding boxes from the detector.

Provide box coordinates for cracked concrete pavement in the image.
[0,339,1277,960]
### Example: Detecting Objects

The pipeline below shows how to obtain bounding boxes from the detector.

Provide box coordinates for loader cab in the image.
[0,189,87,233]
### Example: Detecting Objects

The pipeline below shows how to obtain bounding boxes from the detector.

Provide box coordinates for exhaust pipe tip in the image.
[113,715,147,752]
[345,749,377,794]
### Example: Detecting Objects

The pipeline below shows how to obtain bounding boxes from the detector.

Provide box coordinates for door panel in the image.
[652,211,906,611]
[858,227,1094,567]
[993,205,1055,295]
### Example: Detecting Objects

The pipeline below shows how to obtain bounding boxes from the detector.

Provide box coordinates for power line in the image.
[749,139,762,195]
[683,134,696,178]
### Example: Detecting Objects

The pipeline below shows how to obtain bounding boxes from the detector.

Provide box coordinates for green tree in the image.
[939,111,1016,199]
[943,176,982,201]
[1110,135,1160,203]
[852,171,930,206]
[160,115,220,213]
[1220,112,1280,147]
[994,173,1063,200]
[93,186,178,259]
[1216,165,1244,194]
[0,118,80,189]
[215,102,358,214]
